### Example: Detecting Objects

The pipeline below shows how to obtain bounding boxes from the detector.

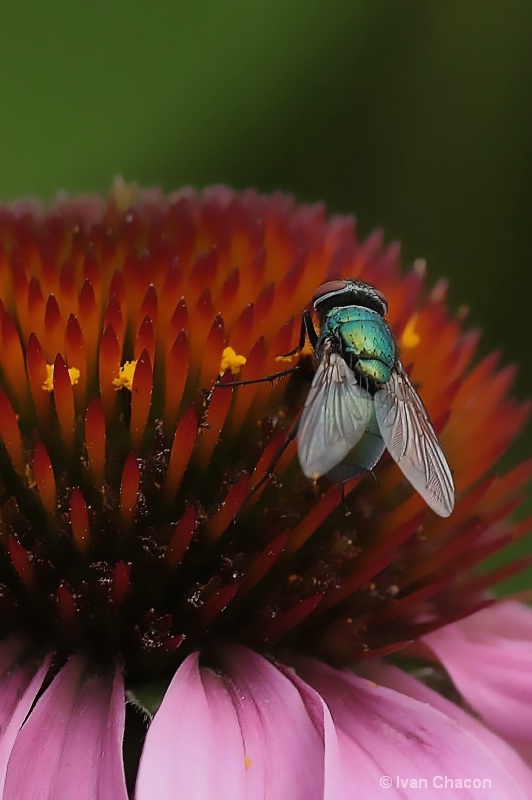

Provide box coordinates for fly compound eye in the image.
[312,280,348,307]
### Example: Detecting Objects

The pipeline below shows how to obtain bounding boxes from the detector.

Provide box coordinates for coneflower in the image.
[0,181,530,798]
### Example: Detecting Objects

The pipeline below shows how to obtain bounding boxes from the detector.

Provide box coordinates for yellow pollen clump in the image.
[401,314,421,349]
[113,361,137,391]
[42,364,81,392]
[219,347,246,375]
[244,757,253,768]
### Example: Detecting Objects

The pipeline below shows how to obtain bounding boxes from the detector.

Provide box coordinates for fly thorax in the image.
[325,306,396,384]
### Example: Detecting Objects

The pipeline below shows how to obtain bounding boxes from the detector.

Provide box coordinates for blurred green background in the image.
[0,1,530,578]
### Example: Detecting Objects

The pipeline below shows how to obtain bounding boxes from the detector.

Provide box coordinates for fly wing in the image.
[298,351,373,479]
[373,363,455,517]
[326,404,386,482]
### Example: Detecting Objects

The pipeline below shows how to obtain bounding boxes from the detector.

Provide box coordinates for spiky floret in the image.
[0,183,529,680]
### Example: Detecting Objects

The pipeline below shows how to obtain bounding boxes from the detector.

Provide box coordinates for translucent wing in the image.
[298,350,373,479]
[373,363,455,517]
[326,405,386,483]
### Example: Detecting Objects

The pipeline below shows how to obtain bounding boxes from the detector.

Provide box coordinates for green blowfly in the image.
[295,279,454,517]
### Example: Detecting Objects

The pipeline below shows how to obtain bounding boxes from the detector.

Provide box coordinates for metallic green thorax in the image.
[318,306,396,383]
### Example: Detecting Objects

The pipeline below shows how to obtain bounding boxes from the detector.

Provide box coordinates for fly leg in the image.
[248,416,300,499]
[277,310,318,358]
[216,365,300,389]
[340,482,351,517]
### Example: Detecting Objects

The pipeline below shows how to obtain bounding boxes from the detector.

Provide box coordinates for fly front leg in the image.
[247,416,300,499]
[277,310,318,358]
[216,365,300,388]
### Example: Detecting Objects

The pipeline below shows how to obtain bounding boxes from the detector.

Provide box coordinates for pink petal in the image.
[360,659,532,791]
[0,636,51,794]
[136,651,246,800]
[423,601,532,749]
[4,654,127,800]
[220,646,343,800]
[295,656,532,799]
[136,646,341,800]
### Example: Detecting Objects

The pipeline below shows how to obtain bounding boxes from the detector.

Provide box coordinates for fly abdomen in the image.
[347,354,389,387]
